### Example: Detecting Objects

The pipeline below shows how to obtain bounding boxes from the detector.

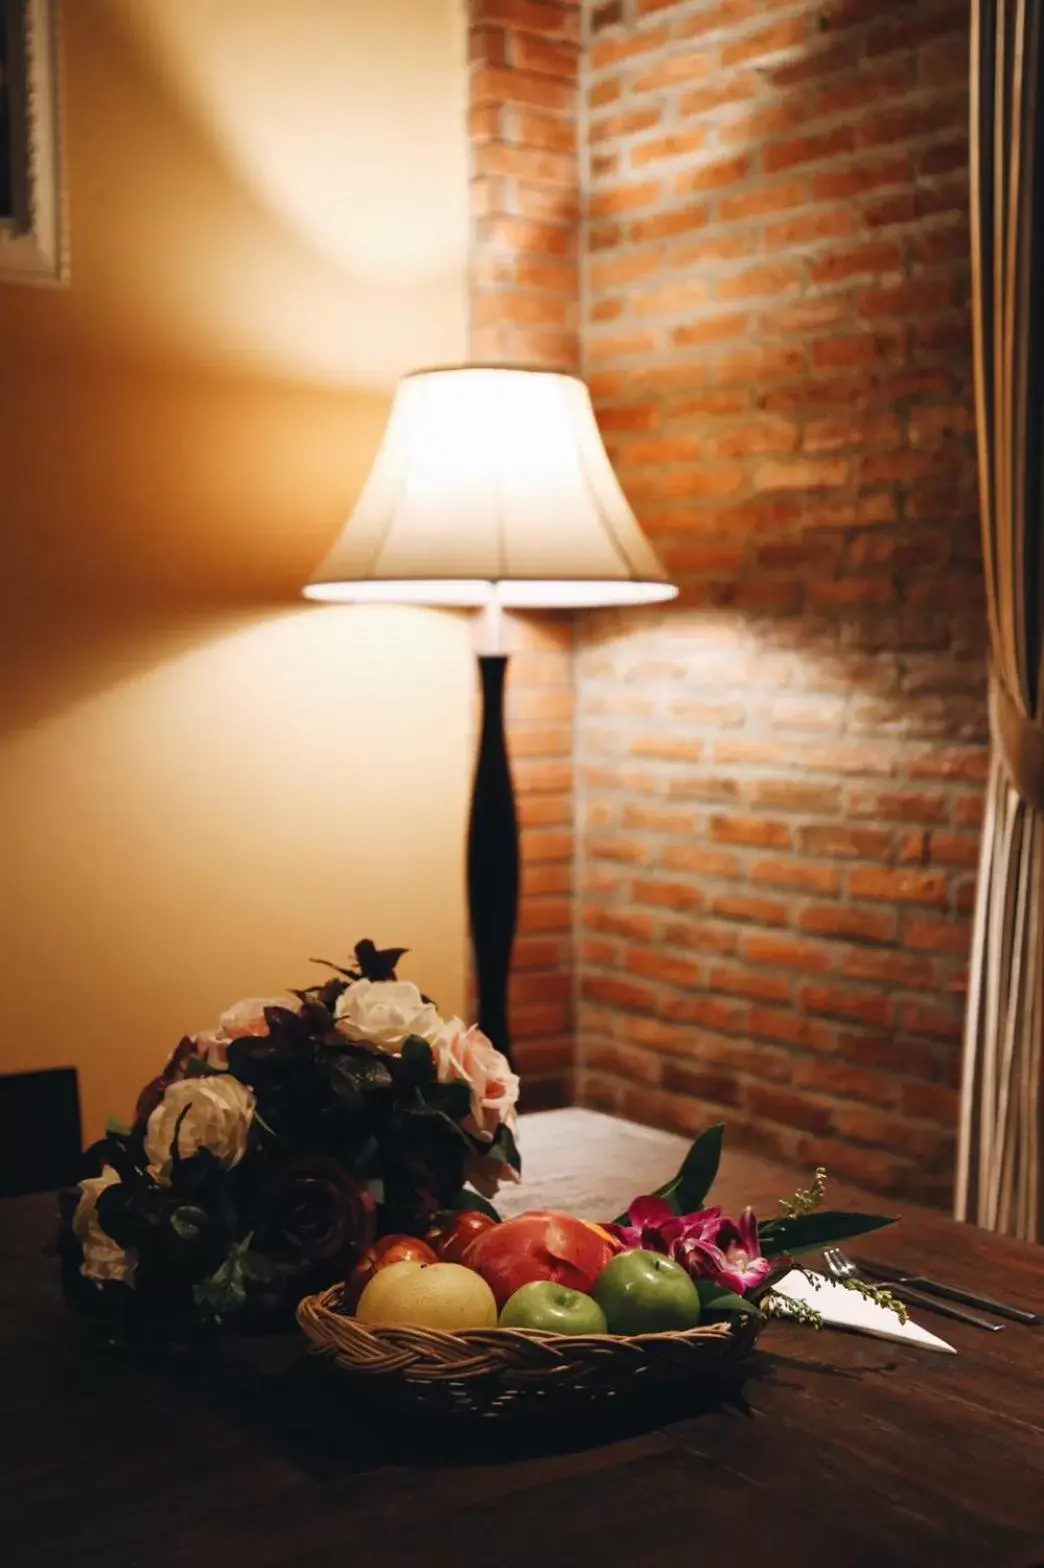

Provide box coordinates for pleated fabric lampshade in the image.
[304,364,676,609]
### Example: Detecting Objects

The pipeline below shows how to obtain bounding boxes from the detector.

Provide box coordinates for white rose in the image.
[145,1075,256,1184]
[333,979,443,1053]
[73,1165,137,1286]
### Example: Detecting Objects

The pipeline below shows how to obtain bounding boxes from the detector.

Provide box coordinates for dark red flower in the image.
[134,1036,197,1127]
[255,1157,376,1273]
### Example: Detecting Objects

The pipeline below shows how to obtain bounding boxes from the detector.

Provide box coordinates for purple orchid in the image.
[606,1195,773,1296]
[607,1194,721,1254]
[703,1208,774,1294]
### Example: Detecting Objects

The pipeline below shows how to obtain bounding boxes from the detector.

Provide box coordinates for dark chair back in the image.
[0,1068,82,1197]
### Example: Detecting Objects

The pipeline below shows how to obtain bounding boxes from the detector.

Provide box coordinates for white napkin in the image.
[770,1268,956,1354]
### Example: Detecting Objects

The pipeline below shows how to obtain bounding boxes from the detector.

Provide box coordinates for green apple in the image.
[499,1280,608,1335]
[592,1250,701,1335]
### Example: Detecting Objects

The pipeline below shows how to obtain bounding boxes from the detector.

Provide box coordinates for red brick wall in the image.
[466,0,581,1108]
[574,0,986,1204]
[469,0,582,370]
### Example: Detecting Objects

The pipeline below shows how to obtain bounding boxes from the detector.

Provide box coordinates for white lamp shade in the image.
[304,365,677,609]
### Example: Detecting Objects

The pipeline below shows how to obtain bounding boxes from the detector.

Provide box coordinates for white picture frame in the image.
[0,0,66,285]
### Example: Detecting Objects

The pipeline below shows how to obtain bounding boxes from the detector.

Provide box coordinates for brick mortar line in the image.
[589,0,952,47]
[574,1037,958,1106]
[578,1059,960,1118]
[580,939,970,974]
[584,18,964,83]
[586,116,969,182]
[583,11,966,84]
[574,1064,950,1145]
[575,1016,961,1065]
[576,947,967,1000]
[583,198,972,251]
[582,166,970,222]
[579,875,974,916]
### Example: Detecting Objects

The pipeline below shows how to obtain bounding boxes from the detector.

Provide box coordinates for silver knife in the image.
[854,1259,1040,1325]
[885,1285,1003,1332]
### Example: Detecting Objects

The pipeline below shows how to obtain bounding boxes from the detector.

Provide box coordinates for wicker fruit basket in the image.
[296,1283,762,1419]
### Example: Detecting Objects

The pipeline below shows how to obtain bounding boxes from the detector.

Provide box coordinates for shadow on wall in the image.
[0,603,475,1142]
[0,357,394,625]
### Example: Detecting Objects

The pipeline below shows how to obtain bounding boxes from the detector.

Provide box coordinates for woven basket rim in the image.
[298,1281,753,1351]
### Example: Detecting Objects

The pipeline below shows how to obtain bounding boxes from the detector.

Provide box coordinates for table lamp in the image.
[304,364,677,1068]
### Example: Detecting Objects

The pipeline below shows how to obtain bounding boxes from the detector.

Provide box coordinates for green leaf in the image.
[493,1120,521,1174]
[241,1251,277,1284]
[696,1279,763,1319]
[192,1234,273,1318]
[252,1109,279,1140]
[420,1078,472,1123]
[170,1205,209,1242]
[450,1188,502,1222]
[183,1058,225,1079]
[673,1123,724,1211]
[194,1254,247,1317]
[328,1051,394,1104]
[759,1209,897,1259]
[405,1095,473,1147]
[749,1258,797,1303]
[354,939,409,981]
[398,1036,436,1088]
[614,1123,725,1223]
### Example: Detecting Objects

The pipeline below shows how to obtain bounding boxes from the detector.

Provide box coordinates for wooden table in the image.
[3,1108,1044,1568]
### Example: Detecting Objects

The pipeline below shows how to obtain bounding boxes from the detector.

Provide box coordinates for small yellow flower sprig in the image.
[838,1276,910,1325]
[764,1294,823,1330]
[777,1165,828,1219]
[765,1266,909,1328]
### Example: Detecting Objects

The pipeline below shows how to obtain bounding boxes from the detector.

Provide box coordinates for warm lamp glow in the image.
[305,366,677,609]
[303,579,676,607]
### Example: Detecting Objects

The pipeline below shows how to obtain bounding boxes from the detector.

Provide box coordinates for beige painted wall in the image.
[0,0,473,1139]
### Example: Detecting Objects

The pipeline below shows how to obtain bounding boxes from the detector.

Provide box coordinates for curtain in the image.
[957,0,1044,1240]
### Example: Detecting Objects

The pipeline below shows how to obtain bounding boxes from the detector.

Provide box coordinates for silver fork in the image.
[823,1247,1004,1333]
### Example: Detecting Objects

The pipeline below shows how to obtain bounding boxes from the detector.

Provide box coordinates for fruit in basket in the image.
[346,1234,438,1301]
[425,1209,497,1264]
[463,1209,615,1310]
[356,1259,498,1330]
[581,1219,620,1249]
[499,1281,608,1335]
[592,1250,702,1335]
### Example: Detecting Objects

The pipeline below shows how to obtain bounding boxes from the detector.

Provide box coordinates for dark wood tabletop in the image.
[3,1108,1044,1568]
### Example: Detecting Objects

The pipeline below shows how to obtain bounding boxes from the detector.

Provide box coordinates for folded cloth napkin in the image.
[770,1268,956,1354]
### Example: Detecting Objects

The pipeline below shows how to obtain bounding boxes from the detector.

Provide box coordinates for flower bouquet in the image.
[296,1122,900,1418]
[59,940,521,1341]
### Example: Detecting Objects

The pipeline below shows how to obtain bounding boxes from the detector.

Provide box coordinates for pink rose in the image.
[192,1028,232,1070]
[221,995,301,1038]
[194,995,302,1069]
[432,1019,519,1142]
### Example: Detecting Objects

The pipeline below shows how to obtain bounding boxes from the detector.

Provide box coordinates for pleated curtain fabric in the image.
[957,0,1044,1240]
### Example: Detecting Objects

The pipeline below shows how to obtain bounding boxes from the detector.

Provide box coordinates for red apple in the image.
[346,1234,438,1304]
[463,1210,614,1310]
[426,1209,497,1265]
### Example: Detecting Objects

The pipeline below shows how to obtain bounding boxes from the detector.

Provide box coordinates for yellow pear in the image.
[356,1260,498,1331]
